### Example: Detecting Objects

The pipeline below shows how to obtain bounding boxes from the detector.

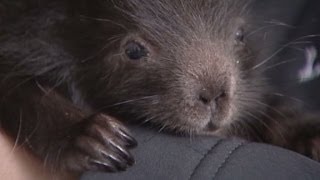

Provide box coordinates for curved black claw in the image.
[63,114,137,173]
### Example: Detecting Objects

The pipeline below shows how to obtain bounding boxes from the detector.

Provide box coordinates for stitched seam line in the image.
[188,139,224,180]
[212,141,247,180]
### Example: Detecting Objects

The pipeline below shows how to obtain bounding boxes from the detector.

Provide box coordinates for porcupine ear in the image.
[59,0,126,61]
[67,0,124,18]
[67,0,105,17]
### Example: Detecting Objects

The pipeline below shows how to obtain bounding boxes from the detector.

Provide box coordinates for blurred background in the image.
[251,0,320,110]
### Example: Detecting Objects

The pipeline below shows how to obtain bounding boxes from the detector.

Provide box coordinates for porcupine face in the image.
[76,0,266,135]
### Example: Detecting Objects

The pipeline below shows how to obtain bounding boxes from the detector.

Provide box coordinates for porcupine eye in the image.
[235,28,245,43]
[125,41,149,60]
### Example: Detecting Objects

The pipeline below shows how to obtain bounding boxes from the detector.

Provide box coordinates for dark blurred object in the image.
[252,0,320,110]
[283,0,320,110]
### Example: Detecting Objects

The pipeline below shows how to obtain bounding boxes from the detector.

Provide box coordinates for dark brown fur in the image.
[0,0,319,175]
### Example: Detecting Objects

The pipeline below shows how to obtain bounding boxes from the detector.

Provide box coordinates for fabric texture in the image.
[81,126,320,180]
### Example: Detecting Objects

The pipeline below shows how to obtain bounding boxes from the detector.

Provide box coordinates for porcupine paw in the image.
[62,114,137,173]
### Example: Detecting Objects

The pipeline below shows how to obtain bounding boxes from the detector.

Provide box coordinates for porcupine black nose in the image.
[199,88,226,104]
[198,87,227,112]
